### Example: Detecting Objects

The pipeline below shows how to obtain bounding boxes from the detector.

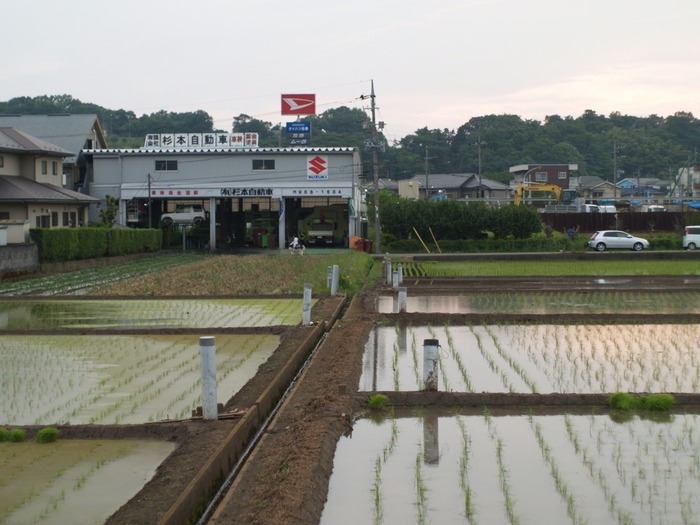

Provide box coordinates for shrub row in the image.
[29,228,162,263]
[0,427,60,443]
[609,392,676,411]
[384,231,683,254]
[385,236,579,254]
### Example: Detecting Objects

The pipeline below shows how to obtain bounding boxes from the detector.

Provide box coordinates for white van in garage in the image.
[683,226,700,250]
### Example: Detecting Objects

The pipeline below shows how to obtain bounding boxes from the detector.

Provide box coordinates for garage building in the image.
[83,145,364,250]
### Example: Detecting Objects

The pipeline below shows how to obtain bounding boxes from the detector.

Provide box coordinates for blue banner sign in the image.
[286,122,311,133]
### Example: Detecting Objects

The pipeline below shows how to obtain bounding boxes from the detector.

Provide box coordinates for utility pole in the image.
[613,138,623,201]
[474,133,486,200]
[424,147,430,199]
[147,173,152,229]
[369,80,381,254]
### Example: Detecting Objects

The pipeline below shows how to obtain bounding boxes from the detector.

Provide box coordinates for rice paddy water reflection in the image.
[360,325,700,393]
[321,412,700,525]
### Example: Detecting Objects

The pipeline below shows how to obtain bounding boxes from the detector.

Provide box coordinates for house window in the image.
[252,159,275,171]
[52,161,58,175]
[535,171,548,182]
[557,171,567,179]
[0,212,9,220]
[51,212,59,227]
[155,160,178,171]
[63,211,70,226]
[41,160,48,174]
[0,155,4,167]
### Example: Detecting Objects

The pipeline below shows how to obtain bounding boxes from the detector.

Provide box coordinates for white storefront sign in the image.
[144,132,259,149]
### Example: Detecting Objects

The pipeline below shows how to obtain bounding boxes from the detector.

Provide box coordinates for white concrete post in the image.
[397,263,403,284]
[302,283,313,325]
[327,266,333,288]
[392,270,399,290]
[386,261,392,285]
[209,196,217,250]
[330,265,340,296]
[199,336,218,420]
[423,339,439,391]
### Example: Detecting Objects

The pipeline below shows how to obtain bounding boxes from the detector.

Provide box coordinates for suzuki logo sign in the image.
[281,94,316,115]
[307,155,328,179]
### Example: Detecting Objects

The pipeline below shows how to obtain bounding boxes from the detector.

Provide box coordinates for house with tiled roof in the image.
[0,127,98,239]
[399,173,511,201]
[0,114,107,192]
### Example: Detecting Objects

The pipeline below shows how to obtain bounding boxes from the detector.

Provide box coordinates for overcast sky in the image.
[4,0,699,142]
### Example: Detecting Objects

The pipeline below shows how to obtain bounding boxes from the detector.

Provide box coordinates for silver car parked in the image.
[588,230,650,252]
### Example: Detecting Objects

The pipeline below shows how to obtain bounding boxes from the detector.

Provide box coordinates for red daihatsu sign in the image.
[281,94,316,115]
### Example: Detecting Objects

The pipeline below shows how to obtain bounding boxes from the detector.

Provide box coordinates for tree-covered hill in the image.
[1,94,697,182]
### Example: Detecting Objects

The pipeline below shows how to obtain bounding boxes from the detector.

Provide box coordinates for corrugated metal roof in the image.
[84,146,358,155]
[0,128,74,156]
[0,175,98,202]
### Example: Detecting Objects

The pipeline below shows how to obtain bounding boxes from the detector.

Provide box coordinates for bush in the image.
[609,392,676,412]
[637,393,675,411]
[10,428,26,442]
[36,427,60,444]
[367,394,389,410]
[0,428,9,442]
[609,392,637,411]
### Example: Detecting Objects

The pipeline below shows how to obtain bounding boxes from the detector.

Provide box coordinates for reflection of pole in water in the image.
[398,326,407,354]
[393,286,407,313]
[423,339,439,391]
[372,327,379,391]
[423,411,439,465]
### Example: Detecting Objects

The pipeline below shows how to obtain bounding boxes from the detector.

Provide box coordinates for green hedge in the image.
[385,236,579,253]
[383,232,681,253]
[30,228,162,262]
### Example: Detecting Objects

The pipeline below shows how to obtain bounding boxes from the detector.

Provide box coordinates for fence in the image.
[542,211,695,234]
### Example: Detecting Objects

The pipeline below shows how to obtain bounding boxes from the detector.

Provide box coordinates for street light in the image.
[521,165,542,205]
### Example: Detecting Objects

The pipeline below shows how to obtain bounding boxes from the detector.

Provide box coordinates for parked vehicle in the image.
[683,226,700,250]
[160,204,208,226]
[588,230,649,252]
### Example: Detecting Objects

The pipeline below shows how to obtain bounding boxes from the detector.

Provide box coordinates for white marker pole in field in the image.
[302,284,313,325]
[199,336,218,420]
[423,339,439,391]
[330,265,340,296]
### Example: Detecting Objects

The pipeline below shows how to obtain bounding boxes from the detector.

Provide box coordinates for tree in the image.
[99,195,119,228]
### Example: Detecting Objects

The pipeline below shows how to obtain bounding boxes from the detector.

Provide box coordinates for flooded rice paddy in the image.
[322,412,700,525]
[0,333,279,424]
[0,298,307,330]
[0,439,176,525]
[360,324,700,393]
[376,291,700,314]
